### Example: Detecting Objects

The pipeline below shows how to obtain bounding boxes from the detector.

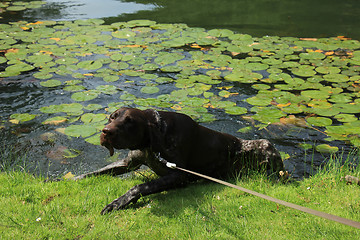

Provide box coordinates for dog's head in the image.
[100,107,156,156]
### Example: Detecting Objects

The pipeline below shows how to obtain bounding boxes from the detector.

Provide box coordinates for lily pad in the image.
[77,60,103,70]
[40,79,62,87]
[112,30,136,39]
[141,86,160,94]
[71,91,99,101]
[315,144,338,154]
[64,125,97,138]
[334,114,358,122]
[42,116,68,125]
[81,113,107,124]
[307,117,332,127]
[10,113,37,123]
[224,106,247,115]
[252,107,286,124]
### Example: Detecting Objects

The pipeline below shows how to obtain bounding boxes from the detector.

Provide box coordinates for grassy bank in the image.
[0,154,359,239]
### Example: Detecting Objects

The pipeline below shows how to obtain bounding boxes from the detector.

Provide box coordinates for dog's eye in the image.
[109,112,119,120]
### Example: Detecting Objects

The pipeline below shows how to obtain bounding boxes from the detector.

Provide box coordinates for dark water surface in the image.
[1,0,359,179]
[3,0,360,40]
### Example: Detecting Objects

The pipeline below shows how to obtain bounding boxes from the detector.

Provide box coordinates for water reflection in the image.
[24,0,156,21]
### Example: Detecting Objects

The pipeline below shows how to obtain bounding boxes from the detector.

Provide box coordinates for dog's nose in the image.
[102,127,113,135]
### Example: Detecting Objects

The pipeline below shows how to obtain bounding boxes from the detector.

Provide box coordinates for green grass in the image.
[0,152,359,239]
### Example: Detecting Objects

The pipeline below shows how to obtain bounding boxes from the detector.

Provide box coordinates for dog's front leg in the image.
[73,150,147,180]
[100,172,188,214]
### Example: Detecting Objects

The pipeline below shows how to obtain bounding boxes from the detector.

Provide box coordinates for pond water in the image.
[0,1,359,179]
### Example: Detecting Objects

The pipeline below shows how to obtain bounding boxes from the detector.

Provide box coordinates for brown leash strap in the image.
[175,166,360,229]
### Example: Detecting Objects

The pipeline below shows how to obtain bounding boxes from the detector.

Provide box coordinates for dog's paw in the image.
[101,202,116,215]
[100,196,129,214]
[100,192,140,214]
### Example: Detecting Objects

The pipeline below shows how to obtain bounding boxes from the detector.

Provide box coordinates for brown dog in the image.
[74,107,284,214]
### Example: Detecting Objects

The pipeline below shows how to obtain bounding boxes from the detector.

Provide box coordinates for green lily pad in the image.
[71,91,99,101]
[84,104,103,111]
[245,62,269,71]
[323,74,349,83]
[161,65,183,72]
[85,133,101,145]
[5,62,35,74]
[315,66,341,74]
[237,126,253,133]
[155,52,185,66]
[63,85,86,91]
[141,86,160,94]
[7,6,26,11]
[27,54,53,63]
[81,113,107,124]
[307,117,332,127]
[40,79,62,87]
[64,125,97,138]
[298,143,313,150]
[252,107,286,124]
[77,60,103,70]
[42,116,68,125]
[10,113,37,123]
[299,52,325,60]
[112,30,136,39]
[33,72,53,79]
[334,114,358,122]
[40,103,83,114]
[315,144,338,154]
[291,66,316,77]
[247,95,272,106]
[224,106,247,115]
[127,19,156,27]
[301,90,329,99]
[334,103,360,114]
[96,85,118,94]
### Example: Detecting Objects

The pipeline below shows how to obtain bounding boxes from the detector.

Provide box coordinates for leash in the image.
[164,162,360,229]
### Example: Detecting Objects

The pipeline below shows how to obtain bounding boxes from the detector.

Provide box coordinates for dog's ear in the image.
[144,110,166,152]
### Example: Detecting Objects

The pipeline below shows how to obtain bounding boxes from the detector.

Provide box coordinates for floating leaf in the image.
[81,113,107,124]
[140,86,160,94]
[10,113,37,123]
[237,126,252,133]
[85,133,101,145]
[299,52,325,60]
[252,107,286,124]
[64,125,97,138]
[301,90,329,99]
[291,66,316,77]
[71,91,99,101]
[224,106,247,115]
[42,116,68,125]
[96,85,118,94]
[334,114,358,122]
[298,143,313,150]
[315,144,338,154]
[315,66,340,74]
[307,117,332,127]
[112,30,136,38]
[247,95,272,106]
[84,104,103,111]
[77,60,103,70]
[40,79,62,87]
